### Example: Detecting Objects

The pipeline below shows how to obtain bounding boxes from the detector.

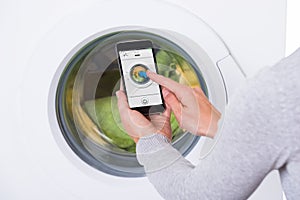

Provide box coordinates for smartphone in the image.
[116,40,165,115]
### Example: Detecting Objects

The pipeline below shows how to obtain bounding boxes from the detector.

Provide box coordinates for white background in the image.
[286,0,300,55]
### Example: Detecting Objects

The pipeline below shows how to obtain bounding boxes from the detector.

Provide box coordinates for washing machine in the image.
[0,0,286,199]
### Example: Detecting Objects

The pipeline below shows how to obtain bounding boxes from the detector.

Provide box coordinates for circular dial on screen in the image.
[129,64,150,84]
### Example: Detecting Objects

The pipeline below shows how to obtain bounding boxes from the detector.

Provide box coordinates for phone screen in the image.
[118,48,163,109]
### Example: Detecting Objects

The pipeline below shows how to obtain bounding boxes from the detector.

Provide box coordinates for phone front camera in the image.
[130,64,150,85]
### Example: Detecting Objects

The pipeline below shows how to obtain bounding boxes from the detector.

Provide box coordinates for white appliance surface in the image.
[0,0,286,199]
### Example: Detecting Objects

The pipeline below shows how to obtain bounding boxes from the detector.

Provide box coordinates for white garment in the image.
[136,48,300,200]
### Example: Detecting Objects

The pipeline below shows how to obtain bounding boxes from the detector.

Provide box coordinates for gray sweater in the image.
[136,48,300,200]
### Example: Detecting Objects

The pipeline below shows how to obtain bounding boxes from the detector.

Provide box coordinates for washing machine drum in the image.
[41,1,229,178]
[56,29,209,177]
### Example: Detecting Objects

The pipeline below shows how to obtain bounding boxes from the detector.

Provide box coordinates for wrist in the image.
[198,114,221,138]
[156,130,172,142]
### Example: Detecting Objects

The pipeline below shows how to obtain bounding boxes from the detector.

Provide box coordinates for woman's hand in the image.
[116,89,172,142]
[147,71,221,138]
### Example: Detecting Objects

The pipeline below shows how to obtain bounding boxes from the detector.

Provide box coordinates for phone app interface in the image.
[119,48,163,108]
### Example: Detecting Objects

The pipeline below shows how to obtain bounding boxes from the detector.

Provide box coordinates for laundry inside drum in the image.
[56,29,208,177]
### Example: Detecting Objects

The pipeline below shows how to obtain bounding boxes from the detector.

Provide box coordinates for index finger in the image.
[147,70,188,100]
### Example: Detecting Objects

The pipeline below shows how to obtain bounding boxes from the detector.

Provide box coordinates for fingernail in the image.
[162,88,170,96]
[116,91,120,98]
[146,70,154,76]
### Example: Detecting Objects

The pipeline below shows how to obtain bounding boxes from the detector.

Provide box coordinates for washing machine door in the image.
[12,0,243,199]
[52,26,233,177]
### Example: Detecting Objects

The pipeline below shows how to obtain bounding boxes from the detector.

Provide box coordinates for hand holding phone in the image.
[116,88,172,141]
[116,40,165,115]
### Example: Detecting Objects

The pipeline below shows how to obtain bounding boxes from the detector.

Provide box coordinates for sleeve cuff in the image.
[136,134,183,173]
[136,133,170,154]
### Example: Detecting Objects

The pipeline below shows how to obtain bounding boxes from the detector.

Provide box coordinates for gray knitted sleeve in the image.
[136,48,300,200]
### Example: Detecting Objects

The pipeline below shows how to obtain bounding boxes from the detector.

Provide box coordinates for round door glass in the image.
[56,28,208,177]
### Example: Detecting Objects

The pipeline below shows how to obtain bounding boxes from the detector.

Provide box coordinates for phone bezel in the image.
[116,40,165,115]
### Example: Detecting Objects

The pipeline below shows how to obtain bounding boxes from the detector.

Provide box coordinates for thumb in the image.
[162,88,182,120]
[116,90,130,121]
